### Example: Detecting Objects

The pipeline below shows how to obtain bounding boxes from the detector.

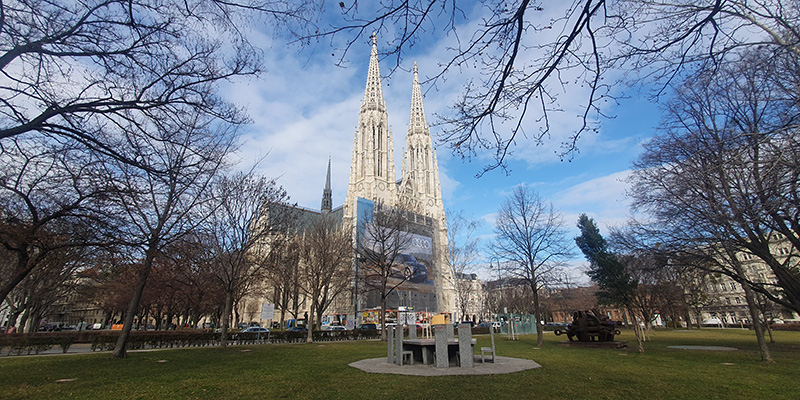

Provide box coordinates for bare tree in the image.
[446,210,482,321]
[357,200,418,339]
[630,50,800,313]
[493,186,572,347]
[298,214,353,342]
[1,242,88,332]
[307,1,800,174]
[0,0,317,167]
[205,171,293,346]
[0,136,110,308]
[105,111,234,358]
[265,233,303,329]
[627,51,800,362]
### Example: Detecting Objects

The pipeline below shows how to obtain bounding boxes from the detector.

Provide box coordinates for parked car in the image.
[287,326,308,332]
[322,325,346,331]
[476,322,491,328]
[240,326,270,333]
[544,322,568,331]
[356,323,378,330]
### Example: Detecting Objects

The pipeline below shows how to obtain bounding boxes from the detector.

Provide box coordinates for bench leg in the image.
[400,350,414,366]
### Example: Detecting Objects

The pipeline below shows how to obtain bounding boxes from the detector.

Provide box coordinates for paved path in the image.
[667,345,737,351]
[1,343,207,358]
[349,356,541,376]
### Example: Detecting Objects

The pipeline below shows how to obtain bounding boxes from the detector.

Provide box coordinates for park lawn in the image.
[0,329,798,400]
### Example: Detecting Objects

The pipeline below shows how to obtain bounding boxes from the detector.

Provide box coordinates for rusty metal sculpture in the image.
[553,310,621,342]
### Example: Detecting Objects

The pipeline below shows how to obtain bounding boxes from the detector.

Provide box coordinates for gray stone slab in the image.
[408,324,417,340]
[457,323,473,368]
[387,327,394,364]
[445,323,454,340]
[395,325,404,365]
[434,324,448,368]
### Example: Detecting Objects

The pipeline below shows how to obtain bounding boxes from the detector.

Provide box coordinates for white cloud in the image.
[553,169,633,232]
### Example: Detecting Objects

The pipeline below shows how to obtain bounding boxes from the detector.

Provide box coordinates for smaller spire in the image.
[321,156,332,213]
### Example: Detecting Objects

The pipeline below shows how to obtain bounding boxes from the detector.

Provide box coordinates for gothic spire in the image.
[408,62,428,135]
[402,62,441,203]
[321,155,332,213]
[362,33,386,112]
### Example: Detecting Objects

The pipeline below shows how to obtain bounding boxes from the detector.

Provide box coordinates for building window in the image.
[735,297,741,304]
[729,283,736,291]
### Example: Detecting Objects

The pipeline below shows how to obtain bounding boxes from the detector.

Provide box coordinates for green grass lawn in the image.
[1,329,798,399]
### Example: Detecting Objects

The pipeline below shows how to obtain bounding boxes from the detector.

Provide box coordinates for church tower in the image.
[321,156,332,214]
[400,62,445,221]
[343,33,397,224]
[400,63,454,315]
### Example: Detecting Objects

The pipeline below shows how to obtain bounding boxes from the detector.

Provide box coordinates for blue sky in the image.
[222,4,664,282]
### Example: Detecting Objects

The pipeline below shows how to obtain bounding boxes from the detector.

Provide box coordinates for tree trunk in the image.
[306,300,316,344]
[532,285,544,347]
[18,309,30,333]
[113,245,158,358]
[113,262,152,358]
[380,294,387,341]
[220,290,233,347]
[628,309,645,354]
[741,281,773,362]
[233,298,240,328]
[5,310,21,331]
[0,251,33,308]
[25,312,41,333]
[765,318,774,344]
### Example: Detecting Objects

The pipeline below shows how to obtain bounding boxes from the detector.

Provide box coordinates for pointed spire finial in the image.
[414,61,418,74]
[371,32,377,45]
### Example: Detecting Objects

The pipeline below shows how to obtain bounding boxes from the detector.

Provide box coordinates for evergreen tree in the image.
[575,214,643,352]
[575,214,637,307]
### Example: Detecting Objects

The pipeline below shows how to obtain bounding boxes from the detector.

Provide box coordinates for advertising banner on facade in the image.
[355,197,440,312]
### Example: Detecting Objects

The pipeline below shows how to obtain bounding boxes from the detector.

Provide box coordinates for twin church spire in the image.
[341,36,454,315]
[343,34,444,219]
[362,33,386,113]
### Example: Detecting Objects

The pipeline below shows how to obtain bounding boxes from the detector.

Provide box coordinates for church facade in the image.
[241,36,455,328]
[340,35,455,323]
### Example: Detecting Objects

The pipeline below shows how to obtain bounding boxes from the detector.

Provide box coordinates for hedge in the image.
[1,326,509,355]
[1,328,387,355]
